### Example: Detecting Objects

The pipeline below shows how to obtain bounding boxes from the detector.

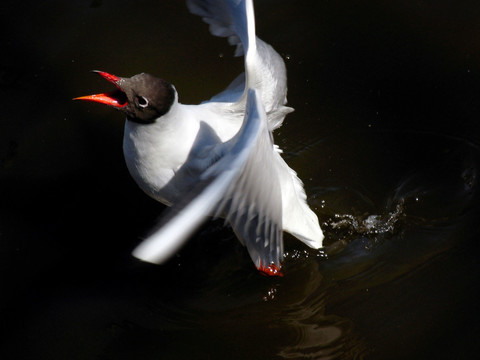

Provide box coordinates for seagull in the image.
[74,0,324,276]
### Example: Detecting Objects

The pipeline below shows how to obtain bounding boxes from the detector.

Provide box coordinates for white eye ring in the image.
[137,96,149,108]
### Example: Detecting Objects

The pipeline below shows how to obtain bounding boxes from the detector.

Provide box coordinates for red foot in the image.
[258,263,284,277]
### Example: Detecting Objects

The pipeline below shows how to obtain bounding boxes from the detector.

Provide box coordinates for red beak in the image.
[73,71,127,108]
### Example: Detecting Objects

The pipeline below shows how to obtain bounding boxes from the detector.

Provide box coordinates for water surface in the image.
[1,1,480,359]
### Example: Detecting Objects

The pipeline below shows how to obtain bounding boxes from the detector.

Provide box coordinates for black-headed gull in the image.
[75,0,324,276]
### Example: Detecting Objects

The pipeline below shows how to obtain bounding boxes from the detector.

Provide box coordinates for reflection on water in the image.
[275,260,367,360]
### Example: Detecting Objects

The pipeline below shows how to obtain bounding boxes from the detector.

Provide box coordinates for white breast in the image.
[122,100,243,205]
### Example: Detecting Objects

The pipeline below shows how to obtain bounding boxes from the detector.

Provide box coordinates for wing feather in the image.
[132,89,284,269]
[188,0,293,123]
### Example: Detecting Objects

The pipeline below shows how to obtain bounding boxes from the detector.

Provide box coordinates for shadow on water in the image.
[1,0,480,359]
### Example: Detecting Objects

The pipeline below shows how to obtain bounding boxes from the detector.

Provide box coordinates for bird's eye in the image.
[137,96,149,108]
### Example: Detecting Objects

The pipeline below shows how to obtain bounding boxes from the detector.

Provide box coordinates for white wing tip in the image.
[289,227,324,250]
[132,243,166,265]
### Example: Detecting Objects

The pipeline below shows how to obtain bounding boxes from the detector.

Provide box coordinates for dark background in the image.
[1,1,480,359]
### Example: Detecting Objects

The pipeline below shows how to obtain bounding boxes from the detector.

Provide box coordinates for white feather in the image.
[127,0,324,271]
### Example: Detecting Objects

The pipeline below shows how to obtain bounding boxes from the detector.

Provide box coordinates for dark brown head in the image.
[74,71,175,124]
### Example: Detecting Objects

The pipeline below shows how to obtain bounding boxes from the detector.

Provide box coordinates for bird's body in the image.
[75,0,324,275]
[123,100,241,205]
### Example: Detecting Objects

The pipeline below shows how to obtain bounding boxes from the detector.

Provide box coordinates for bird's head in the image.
[74,71,175,124]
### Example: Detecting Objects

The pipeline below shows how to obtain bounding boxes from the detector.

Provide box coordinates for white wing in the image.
[188,0,323,247]
[133,89,284,271]
[188,0,293,128]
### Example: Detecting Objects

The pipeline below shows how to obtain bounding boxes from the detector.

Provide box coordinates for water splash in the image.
[322,200,405,251]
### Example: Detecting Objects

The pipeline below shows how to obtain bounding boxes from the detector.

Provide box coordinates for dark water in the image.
[1,1,480,359]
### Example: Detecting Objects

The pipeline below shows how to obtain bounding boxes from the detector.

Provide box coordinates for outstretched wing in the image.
[132,89,284,272]
[188,0,293,126]
[187,0,249,55]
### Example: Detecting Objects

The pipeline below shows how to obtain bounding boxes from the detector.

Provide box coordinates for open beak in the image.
[73,71,127,108]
